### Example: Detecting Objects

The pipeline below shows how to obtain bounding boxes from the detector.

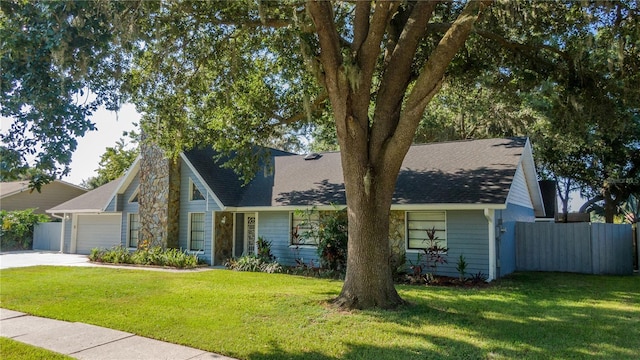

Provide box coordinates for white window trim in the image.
[188,212,206,252]
[405,210,448,253]
[289,211,320,248]
[189,179,205,202]
[127,213,140,249]
[128,185,140,203]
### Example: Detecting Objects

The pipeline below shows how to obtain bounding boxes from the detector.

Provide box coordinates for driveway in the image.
[0,251,92,270]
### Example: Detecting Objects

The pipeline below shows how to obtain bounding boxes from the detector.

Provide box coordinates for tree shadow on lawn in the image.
[379,272,640,359]
[245,336,484,360]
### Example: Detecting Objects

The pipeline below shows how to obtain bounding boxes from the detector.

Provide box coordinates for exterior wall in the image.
[177,159,220,265]
[506,164,533,209]
[258,211,318,266]
[1,182,87,217]
[120,175,140,248]
[139,142,181,248]
[497,202,535,277]
[405,210,489,278]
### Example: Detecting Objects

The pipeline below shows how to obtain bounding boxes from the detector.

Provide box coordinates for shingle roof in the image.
[1,180,85,198]
[47,178,122,213]
[189,137,528,207]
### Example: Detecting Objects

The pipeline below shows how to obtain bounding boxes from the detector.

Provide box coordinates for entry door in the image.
[245,214,256,256]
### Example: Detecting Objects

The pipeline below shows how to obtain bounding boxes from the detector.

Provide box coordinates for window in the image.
[290,211,320,246]
[190,180,205,201]
[406,211,447,250]
[129,186,139,203]
[189,212,205,251]
[128,213,140,248]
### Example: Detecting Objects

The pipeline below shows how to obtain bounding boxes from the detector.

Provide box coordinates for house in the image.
[47,137,545,280]
[1,180,87,217]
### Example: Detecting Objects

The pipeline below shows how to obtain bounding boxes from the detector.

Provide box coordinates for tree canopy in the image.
[2,1,638,308]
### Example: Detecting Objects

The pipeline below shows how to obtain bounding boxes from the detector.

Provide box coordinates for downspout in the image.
[484,208,496,281]
[51,213,67,253]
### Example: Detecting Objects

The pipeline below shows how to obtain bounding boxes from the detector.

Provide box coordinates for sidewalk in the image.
[0,309,235,360]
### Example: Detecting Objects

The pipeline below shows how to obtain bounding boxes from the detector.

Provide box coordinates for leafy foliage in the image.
[225,255,283,274]
[0,209,49,250]
[0,1,146,185]
[89,245,199,269]
[81,132,139,189]
[456,254,468,282]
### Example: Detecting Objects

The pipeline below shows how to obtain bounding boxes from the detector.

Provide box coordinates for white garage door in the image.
[75,214,122,254]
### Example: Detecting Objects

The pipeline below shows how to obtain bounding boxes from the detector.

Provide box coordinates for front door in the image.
[245,214,256,256]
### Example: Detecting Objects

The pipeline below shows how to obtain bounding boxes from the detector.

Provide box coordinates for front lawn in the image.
[0,267,638,359]
[0,337,72,360]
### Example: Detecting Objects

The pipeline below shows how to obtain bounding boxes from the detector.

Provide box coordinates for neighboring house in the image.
[1,180,87,217]
[48,137,545,280]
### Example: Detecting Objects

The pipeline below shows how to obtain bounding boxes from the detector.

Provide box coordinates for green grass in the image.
[0,337,72,360]
[1,267,638,359]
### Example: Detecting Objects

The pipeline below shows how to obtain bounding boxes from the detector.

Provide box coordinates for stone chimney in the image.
[139,138,180,248]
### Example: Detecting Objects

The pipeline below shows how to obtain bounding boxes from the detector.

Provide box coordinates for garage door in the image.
[75,214,122,254]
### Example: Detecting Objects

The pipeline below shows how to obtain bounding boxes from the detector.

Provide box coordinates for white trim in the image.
[127,213,140,248]
[107,156,140,210]
[484,208,496,281]
[521,139,546,217]
[128,185,140,203]
[289,210,320,247]
[211,212,216,265]
[231,213,237,257]
[187,212,206,252]
[180,153,225,210]
[404,210,448,252]
[188,178,206,201]
[224,203,506,212]
[71,214,78,254]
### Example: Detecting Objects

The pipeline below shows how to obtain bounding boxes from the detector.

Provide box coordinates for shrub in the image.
[456,254,468,281]
[89,245,199,269]
[256,236,276,262]
[315,209,348,273]
[226,255,282,273]
[0,209,49,251]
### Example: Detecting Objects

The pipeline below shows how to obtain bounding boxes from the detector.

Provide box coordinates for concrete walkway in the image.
[0,309,235,360]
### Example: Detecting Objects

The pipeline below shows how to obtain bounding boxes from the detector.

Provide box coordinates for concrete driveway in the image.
[0,251,92,270]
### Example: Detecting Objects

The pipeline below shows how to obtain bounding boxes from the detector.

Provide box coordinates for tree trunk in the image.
[333,160,405,309]
[603,188,616,223]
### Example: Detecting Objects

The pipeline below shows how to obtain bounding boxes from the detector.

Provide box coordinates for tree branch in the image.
[388,0,493,168]
[276,92,328,125]
[370,1,439,162]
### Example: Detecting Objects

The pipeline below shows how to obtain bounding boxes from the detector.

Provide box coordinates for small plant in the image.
[470,271,488,284]
[456,254,468,281]
[226,255,282,273]
[422,227,448,279]
[256,236,276,262]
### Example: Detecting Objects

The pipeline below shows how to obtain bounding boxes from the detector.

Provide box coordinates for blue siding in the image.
[498,203,535,277]
[179,159,221,265]
[406,210,490,278]
[105,197,117,212]
[258,211,319,266]
[119,176,140,247]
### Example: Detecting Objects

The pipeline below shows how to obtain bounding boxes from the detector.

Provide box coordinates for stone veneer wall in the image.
[139,141,181,248]
[389,210,406,270]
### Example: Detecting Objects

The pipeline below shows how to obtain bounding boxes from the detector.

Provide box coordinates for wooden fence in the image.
[33,222,62,251]
[515,222,633,275]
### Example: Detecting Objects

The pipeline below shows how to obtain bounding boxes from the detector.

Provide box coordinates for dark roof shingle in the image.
[189,138,527,207]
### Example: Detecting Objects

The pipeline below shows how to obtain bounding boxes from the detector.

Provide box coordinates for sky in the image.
[0,104,140,186]
[64,104,140,185]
